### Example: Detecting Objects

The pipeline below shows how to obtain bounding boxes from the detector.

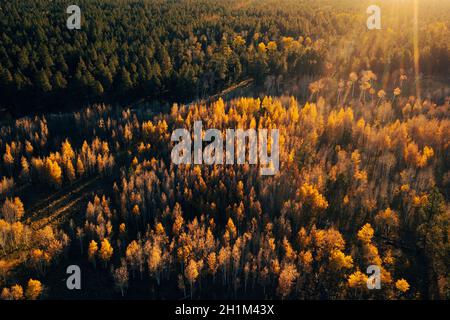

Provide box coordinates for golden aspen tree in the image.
[25,279,42,300]
[297,183,328,211]
[13,198,24,220]
[329,249,353,270]
[172,214,184,237]
[99,238,113,266]
[374,208,399,239]
[288,97,300,123]
[404,142,420,167]
[11,222,27,250]
[126,240,143,278]
[177,243,191,267]
[282,237,296,261]
[46,159,62,188]
[76,227,85,254]
[1,287,11,300]
[348,72,358,97]
[0,177,14,197]
[35,225,55,247]
[218,246,231,285]
[30,248,45,274]
[3,144,14,171]
[76,156,85,177]
[0,221,10,254]
[155,222,165,236]
[61,139,75,161]
[383,249,395,266]
[66,160,76,183]
[10,284,24,300]
[132,204,140,216]
[101,141,110,154]
[298,250,313,273]
[271,258,281,275]
[185,259,199,299]
[25,141,33,156]
[357,223,374,243]
[417,146,434,168]
[0,259,8,280]
[277,263,299,299]
[237,181,244,200]
[348,271,368,289]
[20,157,30,181]
[1,197,24,223]
[231,240,242,294]
[147,242,162,285]
[88,240,98,267]
[236,202,244,225]
[395,279,410,293]
[207,252,218,281]
[113,259,129,297]
[124,124,133,143]
[357,223,383,267]
[137,142,145,154]
[97,154,105,174]
[205,228,215,252]
[226,218,237,239]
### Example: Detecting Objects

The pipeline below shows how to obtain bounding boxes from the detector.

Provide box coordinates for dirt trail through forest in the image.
[25,176,100,230]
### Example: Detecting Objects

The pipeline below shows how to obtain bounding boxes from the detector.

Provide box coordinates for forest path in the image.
[25,175,101,231]
[0,177,100,286]
[0,176,102,265]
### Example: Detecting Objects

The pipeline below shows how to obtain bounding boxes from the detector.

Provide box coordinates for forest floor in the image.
[25,176,101,231]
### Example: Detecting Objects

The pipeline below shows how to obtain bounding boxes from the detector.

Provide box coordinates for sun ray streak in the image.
[413,0,421,103]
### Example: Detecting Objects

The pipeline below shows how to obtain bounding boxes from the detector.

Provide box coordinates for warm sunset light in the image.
[0,0,448,315]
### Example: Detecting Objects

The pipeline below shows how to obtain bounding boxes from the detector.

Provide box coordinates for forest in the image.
[0,0,449,300]
[1,0,448,116]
